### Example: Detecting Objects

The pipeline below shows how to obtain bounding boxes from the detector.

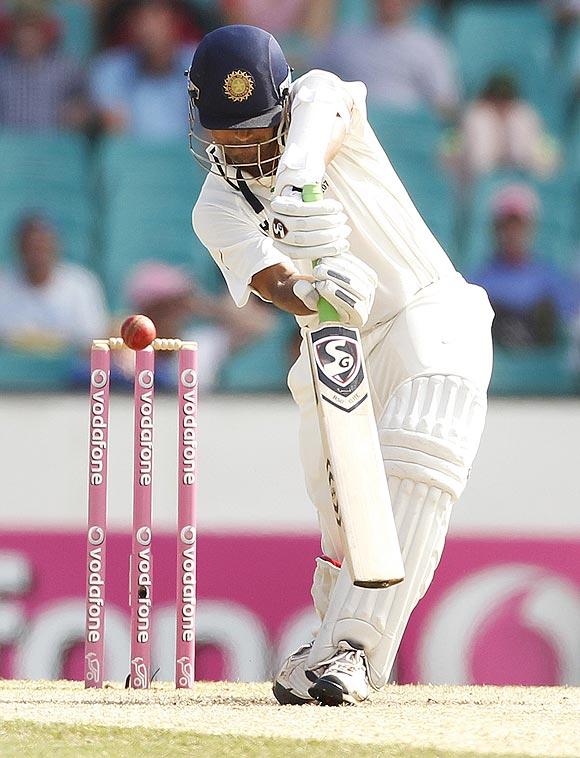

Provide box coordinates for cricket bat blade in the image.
[306,323,405,588]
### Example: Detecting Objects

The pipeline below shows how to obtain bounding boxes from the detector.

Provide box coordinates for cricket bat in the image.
[302,184,405,588]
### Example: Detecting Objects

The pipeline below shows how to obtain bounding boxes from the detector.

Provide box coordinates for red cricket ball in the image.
[120,314,157,351]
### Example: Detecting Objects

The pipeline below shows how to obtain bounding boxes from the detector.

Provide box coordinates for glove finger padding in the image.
[315,281,370,329]
[270,195,344,217]
[270,195,351,256]
[271,212,348,234]
[312,253,378,328]
[273,237,350,260]
[270,208,350,251]
[312,268,376,301]
[293,277,370,329]
[278,225,351,248]
[313,253,378,291]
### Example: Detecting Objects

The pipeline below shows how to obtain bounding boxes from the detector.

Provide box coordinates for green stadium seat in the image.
[414,2,439,29]
[569,109,580,176]
[569,114,580,244]
[367,107,456,260]
[337,0,373,27]
[217,312,297,392]
[185,0,218,9]
[98,137,198,193]
[367,105,444,159]
[490,344,576,396]
[337,0,436,28]
[399,168,456,261]
[557,20,580,77]
[0,132,92,266]
[464,170,575,273]
[451,3,559,128]
[0,131,88,190]
[98,137,219,310]
[451,2,552,96]
[547,26,580,136]
[277,33,316,78]
[0,347,76,391]
[54,1,95,60]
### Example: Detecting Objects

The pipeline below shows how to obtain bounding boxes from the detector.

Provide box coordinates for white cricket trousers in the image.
[287,272,494,688]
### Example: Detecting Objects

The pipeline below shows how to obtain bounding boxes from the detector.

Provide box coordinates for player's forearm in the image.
[251,264,315,316]
[274,72,351,196]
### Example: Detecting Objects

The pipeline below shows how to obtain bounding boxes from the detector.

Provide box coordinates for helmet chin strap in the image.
[204,149,270,227]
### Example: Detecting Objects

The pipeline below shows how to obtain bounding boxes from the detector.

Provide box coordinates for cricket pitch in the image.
[1,680,579,757]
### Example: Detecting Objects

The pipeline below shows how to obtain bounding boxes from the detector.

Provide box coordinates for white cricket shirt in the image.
[192,69,456,332]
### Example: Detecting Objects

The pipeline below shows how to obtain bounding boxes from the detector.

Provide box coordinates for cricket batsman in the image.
[188,25,494,705]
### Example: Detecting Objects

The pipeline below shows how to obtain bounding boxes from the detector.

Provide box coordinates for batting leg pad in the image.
[380,374,488,500]
[311,556,341,623]
[307,479,452,688]
[306,374,488,689]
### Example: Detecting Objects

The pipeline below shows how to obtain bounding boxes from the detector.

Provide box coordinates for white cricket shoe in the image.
[272,642,317,705]
[307,641,370,706]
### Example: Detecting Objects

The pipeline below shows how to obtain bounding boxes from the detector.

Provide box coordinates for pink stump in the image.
[129,347,155,689]
[84,343,111,688]
[175,344,198,688]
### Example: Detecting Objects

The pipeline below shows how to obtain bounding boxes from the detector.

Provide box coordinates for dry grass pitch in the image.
[1,680,579,757]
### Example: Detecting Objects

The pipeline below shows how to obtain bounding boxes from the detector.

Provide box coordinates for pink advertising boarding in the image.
[1,533,579,685]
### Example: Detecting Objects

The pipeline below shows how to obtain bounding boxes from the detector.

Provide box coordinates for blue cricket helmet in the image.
[187,25,291,130]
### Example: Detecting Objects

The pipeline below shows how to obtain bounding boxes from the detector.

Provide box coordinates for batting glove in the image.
[269,194,351,259]
[293,253,378,328]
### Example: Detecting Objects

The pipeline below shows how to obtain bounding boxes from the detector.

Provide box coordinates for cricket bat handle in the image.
[302,184,340,324]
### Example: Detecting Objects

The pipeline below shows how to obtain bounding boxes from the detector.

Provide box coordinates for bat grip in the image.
[302,183,340,324]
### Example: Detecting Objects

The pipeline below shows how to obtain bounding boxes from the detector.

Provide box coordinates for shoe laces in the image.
[317,642,366,676]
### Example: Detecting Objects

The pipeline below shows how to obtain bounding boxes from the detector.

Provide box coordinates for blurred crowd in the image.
[0,0,578,393]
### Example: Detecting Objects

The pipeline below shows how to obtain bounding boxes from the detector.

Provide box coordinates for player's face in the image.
[131,6,177,54]
[19,225,58,286]
[12,19,50,60]
[210,127,279,178]
[375,0,410,25]
[495,215,534,263]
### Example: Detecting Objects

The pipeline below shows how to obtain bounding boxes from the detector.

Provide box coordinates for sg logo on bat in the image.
[310,325,366,411]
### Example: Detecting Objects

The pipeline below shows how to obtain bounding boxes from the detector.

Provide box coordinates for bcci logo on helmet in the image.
[223,70,255,102]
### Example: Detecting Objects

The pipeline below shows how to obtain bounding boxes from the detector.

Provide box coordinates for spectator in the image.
[98,0,206,49]
[545,0,580,26]
[450,73,559,183]
[315,0,460,117]
[0,6,90,131]
[115,261,275,391]
[0,5,8,46]
[471,184,577,349]
[220,0,334,39]
[0,214,108,350]
[568,245,580,374]
[90,0,194,139]
[573,35,580,103]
